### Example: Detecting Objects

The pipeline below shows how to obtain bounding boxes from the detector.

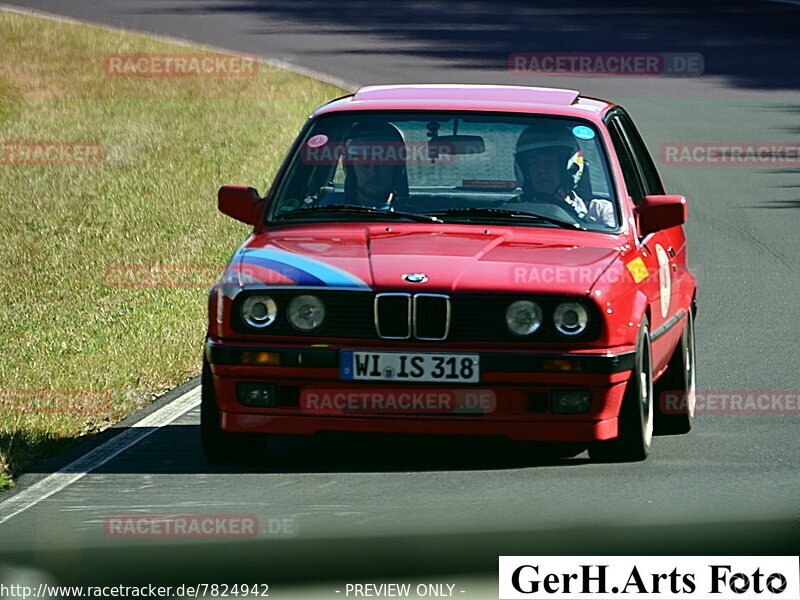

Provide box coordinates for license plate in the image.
[340,351,480,383]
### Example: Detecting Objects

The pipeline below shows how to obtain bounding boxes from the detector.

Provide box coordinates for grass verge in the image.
[0,9,343,488]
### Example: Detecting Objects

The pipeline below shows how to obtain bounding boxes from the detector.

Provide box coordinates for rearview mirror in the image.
[635,195,686,236]
[218,186,263,225]
[429,135,485,155]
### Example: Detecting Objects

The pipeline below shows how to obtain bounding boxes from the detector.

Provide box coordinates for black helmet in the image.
[342,121,409,201]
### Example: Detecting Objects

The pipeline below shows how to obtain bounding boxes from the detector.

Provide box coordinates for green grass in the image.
[0,9,344,486]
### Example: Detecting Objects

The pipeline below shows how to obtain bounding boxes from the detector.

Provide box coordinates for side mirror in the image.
[217,186,264,225]
[634,195,686,236]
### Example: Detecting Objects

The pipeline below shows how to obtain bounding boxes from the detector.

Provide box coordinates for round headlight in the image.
[241,294,278,329]
[287,295,325,332]
[505,300,543,336]
[554,302,589,336]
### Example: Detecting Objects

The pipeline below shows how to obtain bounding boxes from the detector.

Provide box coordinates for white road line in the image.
[0,387,200,526]
[0,3,359,91]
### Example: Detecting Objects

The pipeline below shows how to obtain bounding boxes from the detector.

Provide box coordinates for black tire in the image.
[654,309,696,435]
[200,360,268,462]
[589,317,654,462]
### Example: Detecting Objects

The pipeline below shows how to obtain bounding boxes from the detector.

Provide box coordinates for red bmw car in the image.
[203,84,697,462]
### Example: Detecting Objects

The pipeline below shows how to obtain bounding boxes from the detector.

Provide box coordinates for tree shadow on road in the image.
[133,0,800,91]
[744,199,800,209]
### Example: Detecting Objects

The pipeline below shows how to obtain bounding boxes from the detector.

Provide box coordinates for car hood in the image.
[222,226,623,296]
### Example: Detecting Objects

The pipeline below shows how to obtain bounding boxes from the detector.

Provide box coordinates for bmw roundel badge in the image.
[403,273,428,284]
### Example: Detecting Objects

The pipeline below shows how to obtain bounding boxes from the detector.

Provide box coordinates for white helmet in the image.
[515,121,585,192]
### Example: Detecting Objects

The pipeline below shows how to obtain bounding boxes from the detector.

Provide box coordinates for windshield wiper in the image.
[423,208,582,230]
[274,204,442,223]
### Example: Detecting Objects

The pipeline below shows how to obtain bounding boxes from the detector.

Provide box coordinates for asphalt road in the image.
[1,0,799,593]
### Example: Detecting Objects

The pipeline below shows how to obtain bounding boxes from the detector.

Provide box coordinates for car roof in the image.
[312,84,616,120]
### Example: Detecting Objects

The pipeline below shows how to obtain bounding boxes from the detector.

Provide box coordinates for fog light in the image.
[552,390,591,414]
[543,358,584,372]
[237,383,277,407]
[240,351,280,366]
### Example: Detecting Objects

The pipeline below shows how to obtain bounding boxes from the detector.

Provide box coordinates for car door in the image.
[606,110,681,374]
[617,111,687,327]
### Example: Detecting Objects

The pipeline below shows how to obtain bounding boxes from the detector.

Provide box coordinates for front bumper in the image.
[205,340,635,442]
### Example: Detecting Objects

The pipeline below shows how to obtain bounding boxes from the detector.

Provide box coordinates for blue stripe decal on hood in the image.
[239,248,371,289]
[242,256,326,287]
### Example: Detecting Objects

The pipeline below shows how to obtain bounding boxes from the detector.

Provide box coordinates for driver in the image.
[508,122,615,228]
[341,122,410,209]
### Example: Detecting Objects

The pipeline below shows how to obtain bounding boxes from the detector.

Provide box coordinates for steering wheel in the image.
[527,192,586,222]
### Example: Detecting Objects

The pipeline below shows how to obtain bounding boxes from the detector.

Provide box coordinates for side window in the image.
[608,117,645,204]
[617,114,665,196]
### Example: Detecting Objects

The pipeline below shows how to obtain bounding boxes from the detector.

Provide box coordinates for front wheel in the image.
[200,360,268,462]
[589,317,654,462]
[654,309,696,435]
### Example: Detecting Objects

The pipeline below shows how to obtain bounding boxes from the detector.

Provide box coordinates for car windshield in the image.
[270,112,619,232]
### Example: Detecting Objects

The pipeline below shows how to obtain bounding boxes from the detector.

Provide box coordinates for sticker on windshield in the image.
[572,125,596,140]
[306,134,329,148]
